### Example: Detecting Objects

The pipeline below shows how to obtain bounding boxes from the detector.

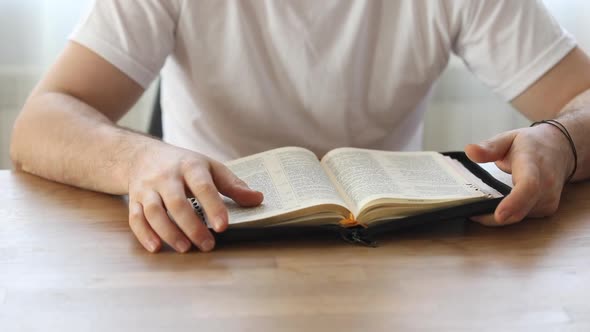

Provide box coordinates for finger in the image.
[469,213,521,226]
[465,131,518,173]
[469,214,499,227]
[141,190,192,253]
[129,201,162,253]
[184,167,231,232]
[210,161,264,207]
[159,182,215,252]
[494,156,541,224]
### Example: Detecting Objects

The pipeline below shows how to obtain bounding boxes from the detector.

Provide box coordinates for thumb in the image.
[209,161,264,207]
[465,131,517,163]
[469,214,500,226]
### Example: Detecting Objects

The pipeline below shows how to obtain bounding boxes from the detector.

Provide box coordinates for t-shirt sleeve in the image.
[451,0,576,101]
[69,0,181,88]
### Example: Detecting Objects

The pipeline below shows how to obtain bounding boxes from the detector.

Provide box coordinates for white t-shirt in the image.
[70,0,575,162]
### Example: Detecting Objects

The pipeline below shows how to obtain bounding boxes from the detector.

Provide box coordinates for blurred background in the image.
[0,0,588,169]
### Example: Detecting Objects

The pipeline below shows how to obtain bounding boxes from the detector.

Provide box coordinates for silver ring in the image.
[188,197,208,226]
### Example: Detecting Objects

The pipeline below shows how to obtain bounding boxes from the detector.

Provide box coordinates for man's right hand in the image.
[10,42,263,254]
[127,142,264,253]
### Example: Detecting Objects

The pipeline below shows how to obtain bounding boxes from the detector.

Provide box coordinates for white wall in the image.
[0,0,155,168]
[423,57,529,151]
[425,0,590,151]
[0,1,589,168]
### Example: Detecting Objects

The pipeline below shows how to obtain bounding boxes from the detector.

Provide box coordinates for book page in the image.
[478,162,513,188]
[223,147,348,224]
[321,148,489,215]
[444,157,503,198]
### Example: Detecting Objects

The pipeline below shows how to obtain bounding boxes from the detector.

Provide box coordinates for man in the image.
[10,0,590,253]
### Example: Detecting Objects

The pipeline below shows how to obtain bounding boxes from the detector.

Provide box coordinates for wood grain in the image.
[1,170,589,331]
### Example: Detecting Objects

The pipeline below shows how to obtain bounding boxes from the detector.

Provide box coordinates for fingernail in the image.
[478,142,490,150]
[147,238,158,252]
[239,182,252,190]
[213,217,225,231]
[497,211,509,223]
[176,239,191,253]
[200,238,215,252]
[505,215,521,224]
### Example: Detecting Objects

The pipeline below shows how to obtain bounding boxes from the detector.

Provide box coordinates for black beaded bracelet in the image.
[530,119,578,183]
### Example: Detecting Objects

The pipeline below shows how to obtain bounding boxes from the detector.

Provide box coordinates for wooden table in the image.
[1,170,589,331]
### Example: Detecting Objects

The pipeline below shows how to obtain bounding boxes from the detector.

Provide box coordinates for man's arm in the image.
[10,42,262,252]
[11,42,145,193]
[465,47,590,225]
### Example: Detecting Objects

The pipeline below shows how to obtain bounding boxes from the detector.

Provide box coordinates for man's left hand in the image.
[465,123,575,226]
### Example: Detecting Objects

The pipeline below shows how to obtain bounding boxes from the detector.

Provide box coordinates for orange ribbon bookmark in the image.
[338,213,367,228]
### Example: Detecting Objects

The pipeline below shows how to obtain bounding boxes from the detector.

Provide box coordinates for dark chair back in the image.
[148,82,163,138]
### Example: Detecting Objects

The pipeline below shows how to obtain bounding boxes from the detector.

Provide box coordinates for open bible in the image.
[203,147,511,244]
